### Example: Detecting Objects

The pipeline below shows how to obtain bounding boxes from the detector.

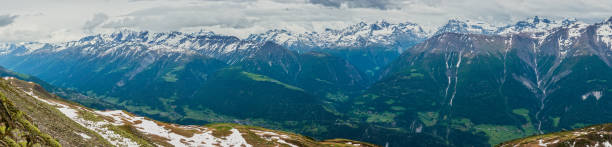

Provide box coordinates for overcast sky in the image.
[0,0,611,43]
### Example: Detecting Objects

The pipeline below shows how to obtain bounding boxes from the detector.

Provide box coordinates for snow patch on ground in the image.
[96,110,253,147]
[582,91,603,100]
[345,141,365,146]
[603,141,612,147]
[2,77,15,80]
[76,132,92,140]
[251,129,298,147]
[21,88,141,146]
[225,129,252,147]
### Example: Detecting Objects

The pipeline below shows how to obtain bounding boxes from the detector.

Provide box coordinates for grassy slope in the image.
[0,78,112,146]
[206,123,380,147]
[0,80,61,146]
[498,123,612,147]
[1,76,379,147]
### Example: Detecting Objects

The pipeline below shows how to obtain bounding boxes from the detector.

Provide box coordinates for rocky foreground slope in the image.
[0,76,377,147]
[498,123,612,147]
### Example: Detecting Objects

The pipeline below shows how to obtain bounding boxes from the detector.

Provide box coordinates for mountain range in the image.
[1,16,611,146]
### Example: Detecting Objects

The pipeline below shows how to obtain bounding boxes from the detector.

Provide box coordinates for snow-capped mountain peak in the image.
[2,30,268,64]
[2,17,607,60]
[246,29,302,48]
[435,18,499,35]
[515,16,564,30]
[496,16,578,39]
[247,20,428,52]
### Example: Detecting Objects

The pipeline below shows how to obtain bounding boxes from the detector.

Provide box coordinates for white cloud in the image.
[0,0,611,43]
[307,0,401,10]
[101,5,257,31]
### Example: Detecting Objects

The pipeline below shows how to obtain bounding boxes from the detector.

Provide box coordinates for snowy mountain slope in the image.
[496,16,583,41]
[435,16,587,42]
[434,18,498,35]
[0,17,594,58]
[1,76,379,147]
[2,30,266,64]
[247,20,429,52]
[246,21,430,80]
[248,17,588,53]
[596,17,612,49]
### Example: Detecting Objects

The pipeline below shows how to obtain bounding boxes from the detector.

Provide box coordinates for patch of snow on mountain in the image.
[435,18,499,35]
[538,139,550,146]
[19,42,47,54]
[603,141,612,147]
[21,88,139,146]
[557,22,588,58]
[76,132,92,140]
[96,110,252,147]
[597,23,612,49]
[251,129,297,147]
[225,129,252,147]
[558,22,586,47]
[581,91,603,100]
[0,43,12,55]
[498,17,574,42]
[223,42,238,53]
[568,22,588,38]
[20,84,256,147]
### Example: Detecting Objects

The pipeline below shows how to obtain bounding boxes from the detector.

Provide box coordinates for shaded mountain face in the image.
[499,123,612,146]
[352,18,612,146]
[0,75,378,147]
